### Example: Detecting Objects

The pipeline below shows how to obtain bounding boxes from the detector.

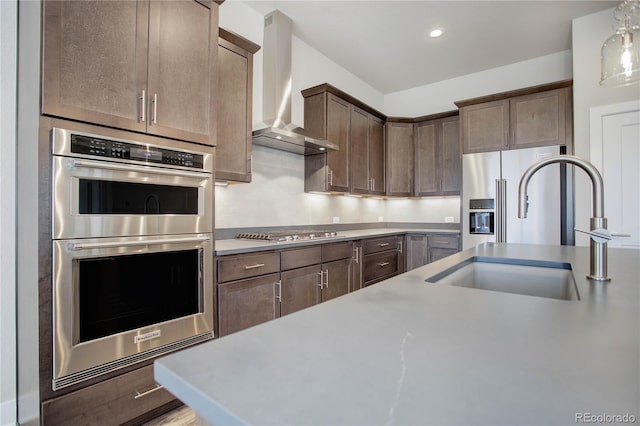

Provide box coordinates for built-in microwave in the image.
[51,127,213,239]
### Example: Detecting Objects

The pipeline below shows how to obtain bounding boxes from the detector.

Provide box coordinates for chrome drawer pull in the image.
[244,263,265,270]
[377,262,390,267]
[434,240,449,244]
[378,243,390,247]
[134,384,164,400]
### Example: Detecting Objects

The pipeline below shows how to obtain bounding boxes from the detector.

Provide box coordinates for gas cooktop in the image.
[236,230,339,242]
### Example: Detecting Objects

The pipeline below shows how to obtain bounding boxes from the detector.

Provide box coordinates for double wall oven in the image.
[51,128,214,390]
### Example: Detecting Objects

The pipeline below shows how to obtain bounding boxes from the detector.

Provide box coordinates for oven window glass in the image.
[78,179,198,214]
[77,249,200,342]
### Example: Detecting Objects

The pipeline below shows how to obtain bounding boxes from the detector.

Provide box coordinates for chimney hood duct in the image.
[251,10,338,155]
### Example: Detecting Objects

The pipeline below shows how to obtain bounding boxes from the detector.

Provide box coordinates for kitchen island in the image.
[154,243,639,425]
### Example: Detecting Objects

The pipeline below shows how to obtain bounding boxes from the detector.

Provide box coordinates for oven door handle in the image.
[68,235,211,251]
[68,158,211,180]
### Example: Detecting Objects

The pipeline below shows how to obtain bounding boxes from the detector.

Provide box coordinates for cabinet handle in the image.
[134,384,164,400]
[327,169,333,186]
[372,178,375,191]
[378,243,390,247]
[244,263,265,270]
[139,90,146,123]
[377,262,390,267]
[275,280,282,302]
[398,240,403,253]
[352,247,359,263]
[324,270,329,288]
[317,271,324,288]
[152,93,158,124]
[434,240,449,244]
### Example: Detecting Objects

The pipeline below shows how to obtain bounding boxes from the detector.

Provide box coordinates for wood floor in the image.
[143,405,196,426]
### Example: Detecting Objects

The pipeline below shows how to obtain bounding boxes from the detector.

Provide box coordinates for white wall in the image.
[384,50,573,117]
[572,8,640,246]
[0,1,17,425]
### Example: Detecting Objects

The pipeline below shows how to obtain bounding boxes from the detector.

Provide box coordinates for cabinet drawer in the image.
[428,235,459,249]
[41,365,176,426]
[217,252,280,282]
[363,236,398,255]
[322,241,353,262]
[281,246,322,271]
[429,247,458,263]
[363,250,398,282]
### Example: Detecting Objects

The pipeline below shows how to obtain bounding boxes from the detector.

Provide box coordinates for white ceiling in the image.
[244,1,618,94]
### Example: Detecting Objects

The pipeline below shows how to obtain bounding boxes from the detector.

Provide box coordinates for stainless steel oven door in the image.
[52,233,214,390]
[52,155,213,239]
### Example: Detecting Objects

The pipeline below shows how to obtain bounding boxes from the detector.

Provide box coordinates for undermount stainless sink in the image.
[426,257,580,301]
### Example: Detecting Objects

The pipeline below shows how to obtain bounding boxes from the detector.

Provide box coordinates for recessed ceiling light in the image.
[430,29,443,38]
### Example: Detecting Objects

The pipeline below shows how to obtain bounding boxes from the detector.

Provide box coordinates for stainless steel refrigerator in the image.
[462,146,566,250]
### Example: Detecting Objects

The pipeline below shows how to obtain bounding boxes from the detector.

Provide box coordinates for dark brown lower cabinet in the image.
[281,265,322,316]
[429,247,458,263]
[217,273,281,337]
[41,365,179,426]
[406,233,461,271]
[406,234,429,271]
[362,235,404,286]
[322,258,351,302]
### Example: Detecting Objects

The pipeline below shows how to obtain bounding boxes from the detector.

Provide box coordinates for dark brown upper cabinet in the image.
[304,91,351,193]
[42,0,218,146]
[415,115,461,196]
[457,82,572,154]
[215,28,260,182]
[350,106,385,196]
[303,84,386,194]
[385,122,414,197]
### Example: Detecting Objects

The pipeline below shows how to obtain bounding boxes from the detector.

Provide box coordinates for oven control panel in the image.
[70,134,204,169]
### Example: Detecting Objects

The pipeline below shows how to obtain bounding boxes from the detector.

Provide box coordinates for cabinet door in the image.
[406,234,429,271]
[415,120,439,196]
[281,265,322,316]
[216,39,252,182]
[147,0,216,145]
[510,89,566,149]
[326,94,351,192]
[386,122,414,197]
[42,0,148,132]
[217,273,280,337]
[460,100,509,153]
[350,106,370,194]
[440,116,461,194]
[322,258,351,302]
[369,116,386,196]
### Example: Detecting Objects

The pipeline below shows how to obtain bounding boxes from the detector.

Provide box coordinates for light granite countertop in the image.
[215,227,460,256]
[155,243,639,425]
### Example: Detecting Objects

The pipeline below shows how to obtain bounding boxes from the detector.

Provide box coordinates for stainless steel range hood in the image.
[251,10,338,155]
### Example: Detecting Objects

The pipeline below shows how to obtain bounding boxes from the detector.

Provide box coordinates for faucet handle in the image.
[575,228,612,243]
[575,228,631,242]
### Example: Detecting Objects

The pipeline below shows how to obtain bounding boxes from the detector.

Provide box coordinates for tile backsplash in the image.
[215,145,460,229]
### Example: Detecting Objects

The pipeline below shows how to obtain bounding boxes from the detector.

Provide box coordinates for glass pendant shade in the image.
[600,0,640,87]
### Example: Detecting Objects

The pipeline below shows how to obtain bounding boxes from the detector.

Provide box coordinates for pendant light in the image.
[600,0,640,87]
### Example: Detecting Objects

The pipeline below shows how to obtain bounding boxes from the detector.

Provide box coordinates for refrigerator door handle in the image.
[495,179,508,243]
[495,179,502,242]
[500,179,508,242]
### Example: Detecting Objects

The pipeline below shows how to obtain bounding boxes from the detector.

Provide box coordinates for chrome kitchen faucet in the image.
[518,155,621,282]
